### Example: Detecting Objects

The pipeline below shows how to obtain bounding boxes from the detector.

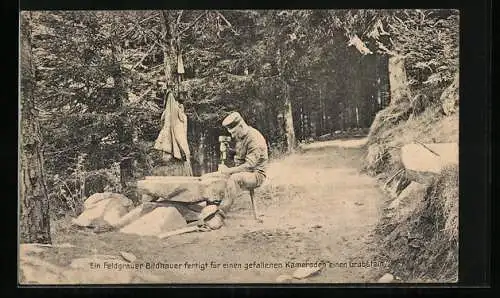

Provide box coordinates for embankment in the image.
[363,79,459,282]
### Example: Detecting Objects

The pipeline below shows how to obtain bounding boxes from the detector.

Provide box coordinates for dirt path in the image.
[36,140,389,284]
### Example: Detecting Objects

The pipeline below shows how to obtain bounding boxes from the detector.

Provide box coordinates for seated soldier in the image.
[217,112,269,213]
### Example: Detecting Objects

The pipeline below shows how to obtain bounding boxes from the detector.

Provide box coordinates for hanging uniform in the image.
[153,92,192,175]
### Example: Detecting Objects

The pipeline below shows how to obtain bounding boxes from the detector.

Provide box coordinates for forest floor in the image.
[21,138,394,284]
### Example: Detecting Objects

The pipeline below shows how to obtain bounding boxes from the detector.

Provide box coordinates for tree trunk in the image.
[20,12,52,244]
[197,131,206,175]
[322,84,328,134]
[283,81,296,152]
[157,11,193,176]
[376,55,391,108]
[306,109,311,139]
[388,54,411,105]
[299,105,304,141]
[160,11,177,91]
[275,46,296,152]
[110,41,134,189]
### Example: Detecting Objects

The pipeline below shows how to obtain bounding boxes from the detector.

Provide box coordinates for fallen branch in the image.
[415,141,440,156]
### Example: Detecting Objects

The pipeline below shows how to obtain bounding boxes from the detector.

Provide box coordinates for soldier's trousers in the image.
[219,171,266,213]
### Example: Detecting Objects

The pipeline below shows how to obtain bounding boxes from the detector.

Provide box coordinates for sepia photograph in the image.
[19,9,459,284]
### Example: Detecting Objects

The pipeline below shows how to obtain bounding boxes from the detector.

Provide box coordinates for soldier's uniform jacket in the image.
[233,126,268,177]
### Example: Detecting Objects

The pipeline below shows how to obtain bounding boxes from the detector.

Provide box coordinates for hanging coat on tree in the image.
[154,91,192,176]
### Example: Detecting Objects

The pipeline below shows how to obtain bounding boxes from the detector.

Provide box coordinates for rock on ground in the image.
[120,251,137,263]
[84,192,130,209]
[401,142,458,184]
[143,201,206,222]
[292,266,323,279]
[387,182,426,210]
[112,205,147,229]
[378,273,394,283]
[72,193,132,228]
[120,206,187,237]
[388,181,427,222]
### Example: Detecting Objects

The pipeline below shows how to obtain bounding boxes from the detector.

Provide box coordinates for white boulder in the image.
[401,142,458,183]
[72,193,132,228]
[120,207,187,237]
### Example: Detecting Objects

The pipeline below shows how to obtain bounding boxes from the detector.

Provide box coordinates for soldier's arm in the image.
[224,143,265,175]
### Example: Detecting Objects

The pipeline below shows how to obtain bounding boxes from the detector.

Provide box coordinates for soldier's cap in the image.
[222,112,244,129]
